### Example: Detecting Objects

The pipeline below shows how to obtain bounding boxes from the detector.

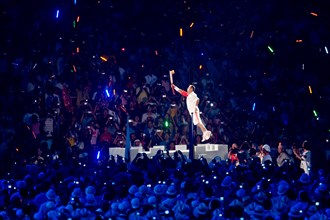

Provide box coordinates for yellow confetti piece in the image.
[199,65,202,70]
[100,56,108,62]
[308,86,312,94]
[190,22,194,28]
[180,28,183,37]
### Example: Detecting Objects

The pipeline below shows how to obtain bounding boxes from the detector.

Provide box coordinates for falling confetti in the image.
[267,46,274,53]
[250,31,254,39]
[100,56,108,62]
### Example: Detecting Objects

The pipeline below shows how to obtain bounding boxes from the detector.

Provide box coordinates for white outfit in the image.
[300,150,311,175]
[174,85,211,141]
[186,92,198,114]
[187,92,203,126]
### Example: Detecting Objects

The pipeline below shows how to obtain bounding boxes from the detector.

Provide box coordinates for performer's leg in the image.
[193,109,211,142]
[197,123,207,133]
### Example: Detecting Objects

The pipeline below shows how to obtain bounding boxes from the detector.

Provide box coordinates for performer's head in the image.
[187,85,195,93]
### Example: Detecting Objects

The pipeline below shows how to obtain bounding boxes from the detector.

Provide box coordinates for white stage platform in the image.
[109,144,228,162]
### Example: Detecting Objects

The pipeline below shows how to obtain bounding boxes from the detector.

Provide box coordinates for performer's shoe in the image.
[202,132,207,142]
[202,130,212,142]
[205,130,212,141]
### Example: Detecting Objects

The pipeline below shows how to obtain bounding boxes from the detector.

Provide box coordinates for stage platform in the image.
[109,144,228,162]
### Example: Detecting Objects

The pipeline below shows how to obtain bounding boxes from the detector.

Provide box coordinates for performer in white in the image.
[171,83,212,142]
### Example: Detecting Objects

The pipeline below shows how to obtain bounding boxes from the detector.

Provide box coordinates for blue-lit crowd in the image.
[0,42,328,219]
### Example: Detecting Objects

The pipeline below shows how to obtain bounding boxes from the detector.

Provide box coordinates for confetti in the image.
[190,22,194,28]
[76,47,80,53]
[155,50,158,55]
[252,103,256,111]
[76,16,80,22]
[267,46,274,53]
[310,12,318,16]
[73,65,76,72]
[73,20,76,28]
[313,110,318,117]
[56,10,59,18]
[32,131,36,139]
[308,86,312,94]
[250,31,254,39]
[180,28,183,37]
[100,56,108,61]
[120,105,127,113]
[199,65,202,69]
[296,39,303,43]
[325,46,328,54]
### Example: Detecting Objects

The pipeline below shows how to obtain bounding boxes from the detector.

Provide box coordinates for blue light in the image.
[252,103,256,111]
[105,89,110,97]
[74,0,77,5]
[56,10,59,18]
[97,151,100,160]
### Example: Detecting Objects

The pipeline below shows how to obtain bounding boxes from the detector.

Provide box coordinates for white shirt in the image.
[262,154,272,164]
[300,150,311,174]
[186,92,199,114]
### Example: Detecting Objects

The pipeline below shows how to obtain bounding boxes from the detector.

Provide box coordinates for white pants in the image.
[191,107,202,126]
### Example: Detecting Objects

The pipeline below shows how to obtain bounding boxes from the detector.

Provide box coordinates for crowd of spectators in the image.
[0,141,329,219]
[0,0,330,219]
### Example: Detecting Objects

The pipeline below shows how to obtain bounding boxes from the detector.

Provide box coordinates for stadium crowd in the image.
[1,0,330,219]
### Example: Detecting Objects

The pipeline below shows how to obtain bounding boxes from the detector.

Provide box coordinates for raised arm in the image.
[171,84,188,97]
